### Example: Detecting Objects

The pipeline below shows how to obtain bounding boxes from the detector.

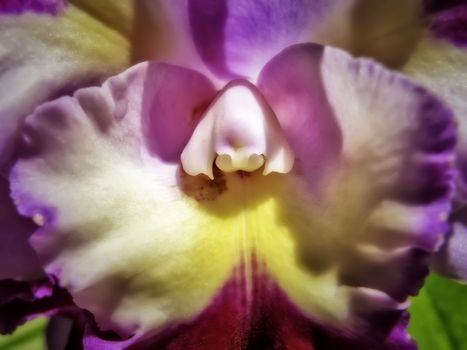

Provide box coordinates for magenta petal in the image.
[0,176,41,280]
[0,0,65,15]
[429,3,467,47]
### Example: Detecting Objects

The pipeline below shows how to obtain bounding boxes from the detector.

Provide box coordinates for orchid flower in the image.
[0,1,466,349]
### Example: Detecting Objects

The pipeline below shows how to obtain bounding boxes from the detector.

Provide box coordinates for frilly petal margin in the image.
[10,61,220,338]
[0,0,66,15]
[0,4,129,172]
[404,4,467,281]
[255,44,456,347]
[10,46,456,349]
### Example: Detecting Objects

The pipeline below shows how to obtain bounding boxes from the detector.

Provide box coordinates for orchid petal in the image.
[259,44,455,201]
[183,0,422,80]
[255,46,455,343]
[0,5,129,171]
[10,41,455,348]
[11,62,225,338]
[403,4,467,281]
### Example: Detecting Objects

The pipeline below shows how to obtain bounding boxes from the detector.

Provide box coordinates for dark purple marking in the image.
[120,258,416,350]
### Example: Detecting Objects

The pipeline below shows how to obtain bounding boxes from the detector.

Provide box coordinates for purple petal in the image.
[141,63,217,161]
[256,43,455,335]
[257,45,341,192]
[403,23,467,200]
[259,43,455,207]
[0,0,66,15]
[186,0,423,79]
[0,176,41,280]
[429,3,467,47]
[187,0,331,80]
[403,15,467,280]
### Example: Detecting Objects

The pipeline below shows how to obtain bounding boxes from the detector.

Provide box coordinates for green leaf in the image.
[0,318,47,350]
[409,273,467,350]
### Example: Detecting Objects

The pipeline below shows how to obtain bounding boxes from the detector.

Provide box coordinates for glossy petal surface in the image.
[10,47,455,348]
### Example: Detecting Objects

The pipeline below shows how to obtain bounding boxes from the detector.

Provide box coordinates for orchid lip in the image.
[181,80,294,179]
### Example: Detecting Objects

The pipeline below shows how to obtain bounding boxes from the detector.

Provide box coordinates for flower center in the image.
[181,81,294,179]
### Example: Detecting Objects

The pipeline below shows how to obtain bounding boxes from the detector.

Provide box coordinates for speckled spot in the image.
[178,166,228,202]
